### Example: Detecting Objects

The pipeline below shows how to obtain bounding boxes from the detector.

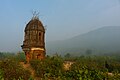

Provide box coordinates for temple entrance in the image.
[32,50,44,60]
[37,54,41,59]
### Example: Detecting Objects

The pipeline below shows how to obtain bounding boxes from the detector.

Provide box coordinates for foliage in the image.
[1,52,120,79]
[64,53,71,58]
[16,52,26,62]
[0,69,4,80]
[67,61,105,80]
[0,59,31,80]
[30,55,64,79]
[0,52,5,60]
[0,52,26,62]
[85,49,92,55]
[0,52,15,60]
[30,54,120,79]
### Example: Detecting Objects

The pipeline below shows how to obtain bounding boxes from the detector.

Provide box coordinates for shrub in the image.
[30,56,64,79]
[0,69,4,80]
[0,59,31,80]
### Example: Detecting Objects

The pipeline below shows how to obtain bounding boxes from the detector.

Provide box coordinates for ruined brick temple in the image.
[21,15,46,62]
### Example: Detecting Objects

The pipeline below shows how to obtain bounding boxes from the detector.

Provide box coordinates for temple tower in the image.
[21,15,46,62]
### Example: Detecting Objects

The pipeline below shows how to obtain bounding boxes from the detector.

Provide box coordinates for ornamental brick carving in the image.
[21,17,46,63]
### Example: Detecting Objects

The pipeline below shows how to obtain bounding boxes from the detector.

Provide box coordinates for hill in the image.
[46,26,120,55]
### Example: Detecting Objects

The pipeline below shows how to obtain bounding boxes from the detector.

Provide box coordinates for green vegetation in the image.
[30,55,64,79]
[29,53,120,80]
[0,52,31,80]
[0,59,31,80]
[0,52,120,79]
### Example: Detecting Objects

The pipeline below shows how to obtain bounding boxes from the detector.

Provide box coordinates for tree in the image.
[64,53,71,58]
[86,49,92,56]
[0,52,4,59]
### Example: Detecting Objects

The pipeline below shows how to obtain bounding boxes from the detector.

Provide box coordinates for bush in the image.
[0,69,4,80]
[29,54,120,79]
[69,65,105,80]
[16,52,26,62]
[30,56,64,79]
[0,59,31,80]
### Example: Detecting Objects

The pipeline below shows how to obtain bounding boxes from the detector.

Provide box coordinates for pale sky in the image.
[0,0,120,52]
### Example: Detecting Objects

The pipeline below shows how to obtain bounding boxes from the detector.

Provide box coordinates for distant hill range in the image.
[46,26,120,55]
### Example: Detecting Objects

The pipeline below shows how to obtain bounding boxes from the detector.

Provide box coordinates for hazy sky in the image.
[0,0,120,52]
